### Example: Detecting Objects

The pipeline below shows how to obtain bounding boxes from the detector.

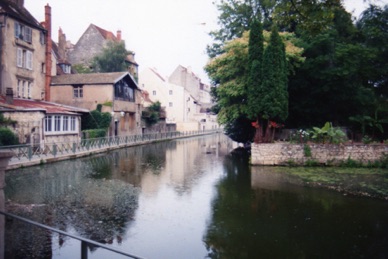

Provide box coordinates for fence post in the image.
[53,144,57,157]
[81,240,88,259]
[28,146,32,161]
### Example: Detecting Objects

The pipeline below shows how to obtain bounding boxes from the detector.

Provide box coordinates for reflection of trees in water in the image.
[204,152,388,258]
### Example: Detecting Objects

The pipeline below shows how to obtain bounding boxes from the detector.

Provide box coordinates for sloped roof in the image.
[51,72,138,86]
[92,24,119,42]
[0,0,45,30]
[0,96,89,115]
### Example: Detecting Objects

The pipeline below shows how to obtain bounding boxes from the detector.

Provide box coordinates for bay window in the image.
[44,115,78,134]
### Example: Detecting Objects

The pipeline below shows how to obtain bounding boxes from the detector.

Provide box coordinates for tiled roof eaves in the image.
[0,1,45,31]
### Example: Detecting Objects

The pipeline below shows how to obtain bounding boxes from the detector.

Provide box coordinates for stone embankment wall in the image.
[251,143,388,165]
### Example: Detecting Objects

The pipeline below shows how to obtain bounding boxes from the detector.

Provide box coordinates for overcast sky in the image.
[25,0,381,84]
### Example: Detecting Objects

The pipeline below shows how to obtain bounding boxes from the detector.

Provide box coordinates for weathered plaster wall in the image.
[251,143,388,165]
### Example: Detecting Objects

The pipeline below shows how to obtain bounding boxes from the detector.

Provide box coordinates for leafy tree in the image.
[72,64,93,74]
[256,25,288,142]
[92,41,131,72]
[0,127,19,146]
[206,29,303,143]
[246,19,264,142]
[82,107,112,131]
[207,0,352,58]
[356,4,388,98]
[286,7,377,129]
[208,0,279,57]
[142,101,162,126]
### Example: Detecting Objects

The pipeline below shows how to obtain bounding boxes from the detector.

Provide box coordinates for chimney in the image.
[58,27,67,61]
[10,0,24,7]
[117,30,122,41]
[44,4,52,101]
[6,88,13,105]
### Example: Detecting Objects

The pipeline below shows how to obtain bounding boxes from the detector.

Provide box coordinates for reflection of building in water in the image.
[139,134,234,196]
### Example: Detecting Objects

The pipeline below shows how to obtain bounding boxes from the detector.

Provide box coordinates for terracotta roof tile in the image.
[0,97,88,115]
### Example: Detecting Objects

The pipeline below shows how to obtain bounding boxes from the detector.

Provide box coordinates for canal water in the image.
[3,134,388,258]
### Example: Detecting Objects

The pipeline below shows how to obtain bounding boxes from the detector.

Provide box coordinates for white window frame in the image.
[44,115,78,134]
[26,50,33,70]
[17,48,23,67]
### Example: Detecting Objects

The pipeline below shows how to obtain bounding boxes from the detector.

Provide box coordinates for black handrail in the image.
[0,210,145,259]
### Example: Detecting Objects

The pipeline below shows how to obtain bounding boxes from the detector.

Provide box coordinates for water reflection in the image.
[204,152,388,258]
[4,134,232,258]
[5,134,388,258]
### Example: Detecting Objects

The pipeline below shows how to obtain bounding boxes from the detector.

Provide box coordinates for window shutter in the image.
[17,48,23,67]
[26,51,33,70]
[25,27,32,43]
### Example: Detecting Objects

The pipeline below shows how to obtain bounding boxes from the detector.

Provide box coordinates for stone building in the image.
[51,72,142,136]
[0,1,87,145]
[67,24,138,80]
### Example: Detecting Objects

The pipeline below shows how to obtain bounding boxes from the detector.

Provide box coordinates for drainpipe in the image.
[44,4,52,101]
[0,15,5,96]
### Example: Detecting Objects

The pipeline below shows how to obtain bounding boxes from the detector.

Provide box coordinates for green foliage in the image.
[72,64,93,74]
[206,28,303,143]
[308,122,347,144]
[83,129,107,139]
[303,144,312,157]
[142,101,162,126]
[0,113,16,126]
[304,159,320,167]
[82,108,112,131]
[0,127,19,146]
[287,6,380,129]
[260,25,288,122]
[247,19,264,120]
[356,5,388,98]
[92,41,131,73]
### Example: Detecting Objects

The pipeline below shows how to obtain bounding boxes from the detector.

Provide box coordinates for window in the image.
[70,117,76,131]
[169,102,173,107]
[60,64,71,74]
[44,115,78,133]
[169,90,173,95]
[54,116,61,131]
[17,79,33,98]
[14,22,32,43]
[27,82,32,98]
[73,86,83,98]
[45,116,52,132]
[17,48,33,70]
[63,116,69,131]
[153,90,156,95]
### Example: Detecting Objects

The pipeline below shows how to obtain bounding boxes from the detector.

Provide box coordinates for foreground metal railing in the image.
[0,130,219,165]
[0,210,145,259]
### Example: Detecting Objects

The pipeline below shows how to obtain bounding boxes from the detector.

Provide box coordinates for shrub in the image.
[83,129,107,139]
[0,127,19,146]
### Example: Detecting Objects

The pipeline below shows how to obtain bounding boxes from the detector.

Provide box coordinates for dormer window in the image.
[60,64,71,74]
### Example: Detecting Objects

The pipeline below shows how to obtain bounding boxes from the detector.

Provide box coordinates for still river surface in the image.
[4,133,388,258]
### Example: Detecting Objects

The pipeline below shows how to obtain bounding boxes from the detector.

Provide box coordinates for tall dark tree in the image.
[286,7,377,130]
[356,4,388,98]
[208,0,279,58]
[257,25,288,142]
[246,19,264,142]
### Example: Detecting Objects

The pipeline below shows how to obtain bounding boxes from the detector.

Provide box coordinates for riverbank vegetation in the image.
[206,1,388,145]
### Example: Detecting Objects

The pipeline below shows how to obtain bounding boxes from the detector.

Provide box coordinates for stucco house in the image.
[0,1,87,145]
[140,67,218,131]
[50,72,142,136]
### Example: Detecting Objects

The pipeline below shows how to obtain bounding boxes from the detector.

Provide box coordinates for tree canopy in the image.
[92,41,131,73]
